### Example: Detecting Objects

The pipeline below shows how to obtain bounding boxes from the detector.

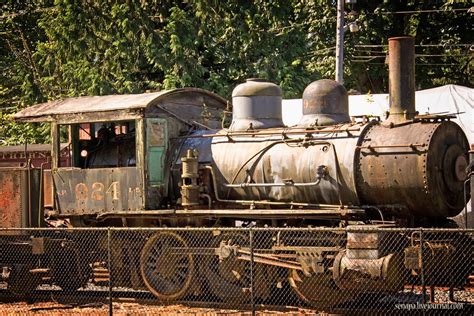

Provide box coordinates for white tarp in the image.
[282,84,473,143]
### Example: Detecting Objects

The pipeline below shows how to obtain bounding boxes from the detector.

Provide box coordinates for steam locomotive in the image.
[1,37,472,306]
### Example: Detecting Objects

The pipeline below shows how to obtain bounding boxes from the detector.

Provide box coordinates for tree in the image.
[0,0,51,144]
[343,0,473,92]
[1,0,472,145]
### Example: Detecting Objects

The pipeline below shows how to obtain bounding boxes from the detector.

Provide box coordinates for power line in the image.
[303,46,337,57]
[354,47,472,54]
[354,44,472,48]
[353,50,386,55]
[416,63,463,66]
[352,54,467,58]
[353,61,462,66]
[369,8,472,15]
[416,54,468,57]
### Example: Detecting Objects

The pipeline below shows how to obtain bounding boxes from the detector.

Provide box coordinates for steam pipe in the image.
[204,166,342,209]
[200,193,212,209]
[225,179,321,188]
[176,127,361,139]
[38,159,50,228]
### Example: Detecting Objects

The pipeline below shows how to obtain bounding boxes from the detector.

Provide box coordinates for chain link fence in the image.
[0,227,472,314]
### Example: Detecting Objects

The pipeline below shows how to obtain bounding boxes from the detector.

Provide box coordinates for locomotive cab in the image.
[13,89,227,225]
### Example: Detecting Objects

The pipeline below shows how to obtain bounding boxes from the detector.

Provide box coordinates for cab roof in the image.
[13,88,227,124]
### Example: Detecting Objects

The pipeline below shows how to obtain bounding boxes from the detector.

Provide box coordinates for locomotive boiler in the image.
[3,36,472,306]
[173,36,468,224]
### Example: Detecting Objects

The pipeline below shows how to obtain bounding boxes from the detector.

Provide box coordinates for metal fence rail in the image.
[0,227,472,315]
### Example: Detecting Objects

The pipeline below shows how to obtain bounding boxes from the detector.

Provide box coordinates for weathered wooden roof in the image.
[13,88,227,123]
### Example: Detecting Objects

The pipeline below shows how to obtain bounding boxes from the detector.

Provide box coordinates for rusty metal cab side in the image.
[13,89,227,220]
[0,144,71,216]
[0,167,42,229]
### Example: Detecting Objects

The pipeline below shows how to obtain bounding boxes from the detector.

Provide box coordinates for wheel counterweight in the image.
[202,231,275,303]
[140,232,195,301]
[289,270,352,308]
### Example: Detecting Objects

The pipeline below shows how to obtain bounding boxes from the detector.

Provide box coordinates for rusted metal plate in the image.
[0,169,24,228]
[14,88,227,123]
[334,251,405,292]
[0,168,41,228]
[147,91,228,130]
[347,241,379,250]
[53,167,144,215]
[31,237,45,255]
[347,230,379,249]
[13,92,164,122]
[43,170,54,209]
[346,227,395,259]
[356,121,469,218]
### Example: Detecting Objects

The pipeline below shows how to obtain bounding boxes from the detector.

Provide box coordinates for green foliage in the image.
[1,0,472,145]
[343,0,473,92]
[0,112,49,145]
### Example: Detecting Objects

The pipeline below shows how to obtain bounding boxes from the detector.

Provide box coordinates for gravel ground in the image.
[0,283,472,315]
[0,302,320,316]
[1,292,472,316]
[395,287,474,304]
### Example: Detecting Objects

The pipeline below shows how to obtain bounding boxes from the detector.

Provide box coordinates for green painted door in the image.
[146,118,168,185]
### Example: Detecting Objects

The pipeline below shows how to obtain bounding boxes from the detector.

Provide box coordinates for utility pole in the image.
[335,0,345,83]
[335,0,358,84]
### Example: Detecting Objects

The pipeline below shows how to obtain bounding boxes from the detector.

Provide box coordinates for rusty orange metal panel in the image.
[0,169,24,228]
[43,170,53,209]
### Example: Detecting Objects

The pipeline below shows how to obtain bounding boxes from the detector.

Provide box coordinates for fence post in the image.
[419,228,426,304]
[108,228,112,316]
[249,228,255,316]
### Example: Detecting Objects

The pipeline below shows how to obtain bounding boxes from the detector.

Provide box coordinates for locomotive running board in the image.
[95,208,366,220]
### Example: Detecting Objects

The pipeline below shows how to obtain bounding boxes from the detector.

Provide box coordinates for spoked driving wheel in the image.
[289,270,353,309]
[52,245,89,293]
[8,264,42,296]
[140,232,194,301]
[204,232,272,303]
[204,232,251,303]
